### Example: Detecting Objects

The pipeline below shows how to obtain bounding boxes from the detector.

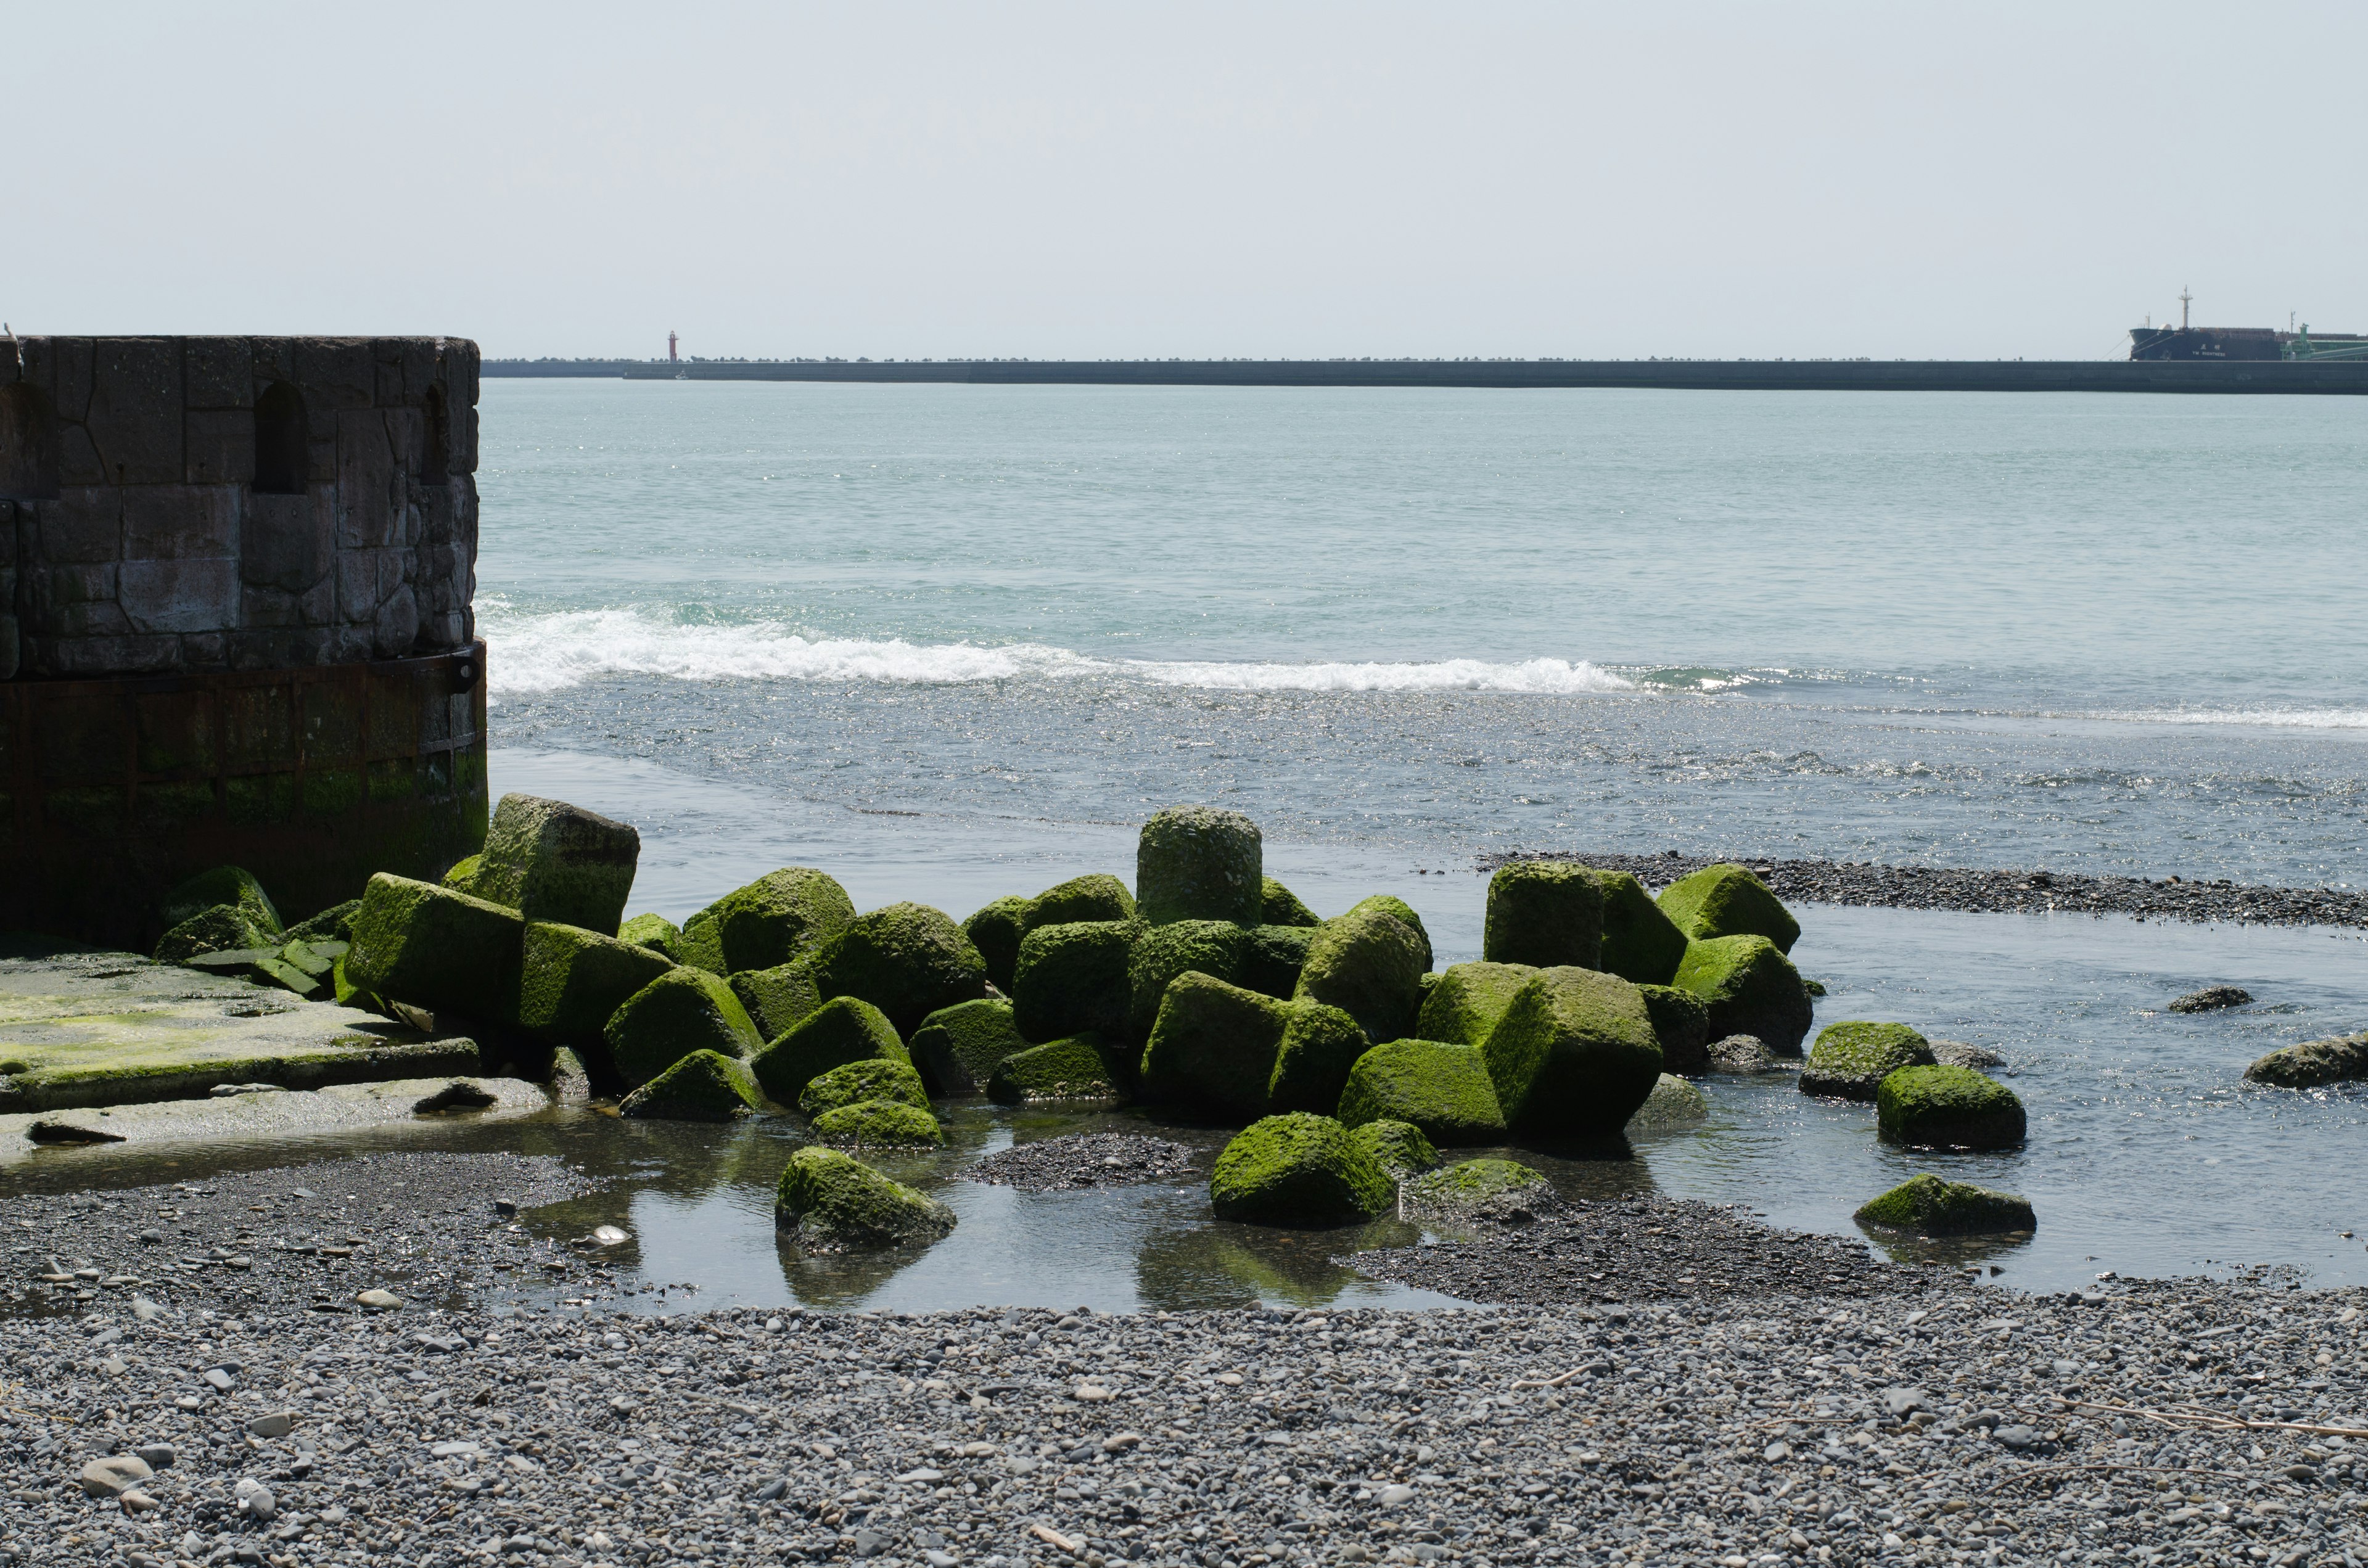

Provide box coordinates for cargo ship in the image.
[2129,289,2368,361]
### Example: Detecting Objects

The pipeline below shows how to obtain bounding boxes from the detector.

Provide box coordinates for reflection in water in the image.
[1133,1215,1424,1312]
[1857,1223,2037,1271]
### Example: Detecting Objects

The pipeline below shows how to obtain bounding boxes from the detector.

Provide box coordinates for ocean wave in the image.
[479,607,1636,697]
[2092,707,2368,731]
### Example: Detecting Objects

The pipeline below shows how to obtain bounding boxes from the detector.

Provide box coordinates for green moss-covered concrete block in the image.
[1209,1113,1393,1226]
[689,867,857,975]
[1671,935,1813,1055]
[1346,1117,1439,1181]
[343,873,525,1022]
[470,793,643,937]
[748,995,907,1106]
[962,895,1030,994]
[517,921,675,1049]
[618,912,681,955]
[1626,1072,1709,1131]
[1589,869,1690,987]
[442,854,484,895]
[1875,1064,2026,1150]
[814,901,989,1037]
[160,866,281,935]
[1399,1157,1552,1222]
[987,1033,1128,1104]
[1294,901,1427,1045]
[775,1146,957,1252]
[1026,872,1137,930]
[2244,1032,2368,1088]
[1482,863,1603,971]
[281,898,359,945]
[1801,1021,1936,1100]
[729,958,823,1045]
[811,1098,945,1149]
[1481,966,1663,1141]
[1657,863,1801,953]
[1262,876,1322,928]
[1137,971,1288,1121]
[1137,805,1264,926]
[1854,1173,2036,1236]
[1336,1038,1508,1145]
[1265,999,1371,1115]
[618,1048,763,1121]
[1127,920,1255,1040]
[1012,919,1140,1043]
[155,903,282,965]
[1340,895,1433,974]
[669,910,729,974]
[1240,923,1318,998]
[1416,961,1537,1048]
[799,1056,931,1119]
[1637,983,1711,1076]
[602,967,763,1089]
[907,998,1029,1095]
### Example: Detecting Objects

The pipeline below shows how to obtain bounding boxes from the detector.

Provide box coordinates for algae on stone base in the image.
[343,873,525,1024]
[907,998,1030,1096]
[1137,972,1288,1122]
[602,967,763,1089]
[1636,984,1711,1076]
[1671,934,1813,1055]
[470,794,643,937]
[798,1057,931,1119]
[810,1098,944,1148]
[1126,921,1256,1041]
[1875,1064,2026,1150]
[688,868,857,977]
[1137,805,1264,927]
[1240,924,1319,998]
[1482,863,1603,971]
[1293,902,1428,1045]
[159,866,281,936]
[281,899,360,946]
[1656,863,1801,953]
[962,896,1031,994]
[1261,876,1322,928]
[1335,1038,1508,1145]
[1481,966,1663,1141]
[617,913,681,956]
[813,901,989,1037]
[1626,1072,1709,1132]
[1264,1000,1372,1117]
[1588,870,1690,987]
[155,904,282,966]
[2243,1032,2368,1088]
[1415,962,1537,1049]
[1209,1113,1393,1226]
[618,1048,763,1122]
[1854,1173,2035,1236]
[987,1034,1128,1104]
[441,855,485,896]
[1026,873,1137,930]
[1011,920,1140,1043]
[1339,896,1434,974]
[728,958,823,1045]
[1346,1118,1439,1181]
[748,995,908,1106]
[775,1146,956,1252]
[1801,1021,1935,1100]
[1397,1157,1554,1223]
[516,921,674,1050]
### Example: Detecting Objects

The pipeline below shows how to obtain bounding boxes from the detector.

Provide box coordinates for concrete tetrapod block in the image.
[1415,962,1538,1049]
[1671,934,1814,1056]
[813,901,990,1038]
[471,793,644,937]
[775,1146,956,1252]
[1011,920,1140,1043]
[747,995,907,1107]
[1482,862,1604,971]
[1136,805,1264,927]
[1209,1112,1392,1226]
[602,968,762,1090]
[1293,902,1428,1046]
[906,998,1030,1096]
[1656,863,1801,953]
[516,921,674,1051]
[1335,1038,1508,1146]
[343,873,525,1023]
[1481,966,1664,1142]
[1801,1022,1936,1100]
[683,867,857,976]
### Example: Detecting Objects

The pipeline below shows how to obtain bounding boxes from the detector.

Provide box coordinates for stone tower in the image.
[0,336,488,946]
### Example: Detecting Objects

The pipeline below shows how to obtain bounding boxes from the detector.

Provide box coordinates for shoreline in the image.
[1479,850,2368,930]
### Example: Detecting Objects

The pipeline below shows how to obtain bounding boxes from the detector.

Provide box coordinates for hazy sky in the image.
[12,2,2364,361]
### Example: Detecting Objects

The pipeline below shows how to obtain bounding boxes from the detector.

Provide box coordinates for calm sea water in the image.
[291,379,2368,1303]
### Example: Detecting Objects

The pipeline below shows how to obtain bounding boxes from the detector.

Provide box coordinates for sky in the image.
[9,1,2365,361]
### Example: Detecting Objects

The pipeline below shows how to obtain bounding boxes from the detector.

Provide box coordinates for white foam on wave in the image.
[2092,707,2368,731]
[480,605,1637,697]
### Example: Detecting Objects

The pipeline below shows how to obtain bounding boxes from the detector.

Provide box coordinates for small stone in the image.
[80,1454,154,1496]
[134,1443,176,1469]
[1074,1384,1113,1402]
[1993,1425,2037,1449]
[1883,1386,1926,1416]
[753,1477,787,1501]
[204,1368,237,1392]
[131,1295,165,1321]
[1762,1442,1791,1462]
[592,1225,630,1246]
[493,1198,519,1217]
[119,1488,162,1513]
[1376,1484,1415,1508]
[926,1553,960,1568]
[355,1289,402,1310]
[897,1466,945,1482]
[2168,985,2251,1014]
[249,1411,297,1440]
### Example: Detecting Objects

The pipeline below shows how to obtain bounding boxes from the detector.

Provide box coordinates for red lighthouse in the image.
[667,331,680,363]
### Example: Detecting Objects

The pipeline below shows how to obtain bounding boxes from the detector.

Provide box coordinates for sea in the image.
[427,380,2368,1303]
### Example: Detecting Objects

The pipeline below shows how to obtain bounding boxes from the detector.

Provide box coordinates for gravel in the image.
[1350,1196,1909,1305]
[1478,848,2368,930]
[1,1278,2360,1568]
[965,1136,1202,1194]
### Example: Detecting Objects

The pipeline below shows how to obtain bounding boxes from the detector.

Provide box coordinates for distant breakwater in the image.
[483,358,2368,395]
[1477,850,2368,928]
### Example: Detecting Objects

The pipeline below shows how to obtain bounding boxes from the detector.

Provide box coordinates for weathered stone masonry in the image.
[0,337,488,945]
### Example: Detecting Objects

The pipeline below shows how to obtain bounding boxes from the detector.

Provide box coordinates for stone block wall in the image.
[0,336,479,681]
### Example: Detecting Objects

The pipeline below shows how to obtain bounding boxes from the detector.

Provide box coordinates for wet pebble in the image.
[964,1132,1200,1192]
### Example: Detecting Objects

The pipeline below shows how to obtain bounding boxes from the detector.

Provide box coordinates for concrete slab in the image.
[0,937,481,1114]
[0,1074,548,1164]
